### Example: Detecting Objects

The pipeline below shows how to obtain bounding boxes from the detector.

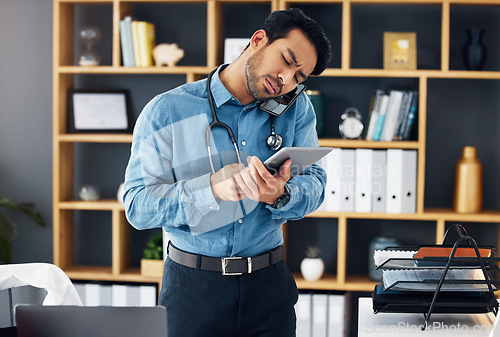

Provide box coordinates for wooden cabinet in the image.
[53,0,500,290]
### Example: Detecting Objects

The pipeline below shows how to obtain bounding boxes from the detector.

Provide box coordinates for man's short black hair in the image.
[261,8,332,76]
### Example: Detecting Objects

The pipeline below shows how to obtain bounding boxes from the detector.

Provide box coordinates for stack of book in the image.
[119,16,156,67]
[365,89,418,142]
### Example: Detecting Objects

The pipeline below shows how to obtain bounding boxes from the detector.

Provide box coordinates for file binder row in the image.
[74,281,158,307]
[318,148,417,213]
[295,292,350,337]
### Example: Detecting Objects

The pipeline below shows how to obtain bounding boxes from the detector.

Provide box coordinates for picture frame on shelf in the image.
[383,32,417,70]
[67,89,132,133]
[224,38,250,64]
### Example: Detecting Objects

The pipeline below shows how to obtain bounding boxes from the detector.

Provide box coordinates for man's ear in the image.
[249,29,268,51]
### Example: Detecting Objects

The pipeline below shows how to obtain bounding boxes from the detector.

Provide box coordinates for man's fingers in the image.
[278,159,292,178]
[250,156,275,183]
[234,170,259,199]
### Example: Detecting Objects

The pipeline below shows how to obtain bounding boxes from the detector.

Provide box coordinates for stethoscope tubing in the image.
[205,68,281,174]
[206,69,243,173]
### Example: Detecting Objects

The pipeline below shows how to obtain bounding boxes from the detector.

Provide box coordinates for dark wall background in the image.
[2,2,500,280]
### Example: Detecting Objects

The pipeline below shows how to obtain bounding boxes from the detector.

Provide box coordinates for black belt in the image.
[167,243,285,276]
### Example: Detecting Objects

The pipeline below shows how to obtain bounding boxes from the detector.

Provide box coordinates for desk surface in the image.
[358,297,497,336]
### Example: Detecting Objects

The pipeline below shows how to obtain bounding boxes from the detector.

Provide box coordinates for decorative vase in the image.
[463,28,487,71]
[368,236,401,281]
[300,257,325,281]
[453,146,483,213]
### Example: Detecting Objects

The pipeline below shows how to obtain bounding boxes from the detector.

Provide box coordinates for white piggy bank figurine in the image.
[153,43,184,67]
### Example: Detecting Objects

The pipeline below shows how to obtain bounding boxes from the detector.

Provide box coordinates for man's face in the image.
[244,28,317,102]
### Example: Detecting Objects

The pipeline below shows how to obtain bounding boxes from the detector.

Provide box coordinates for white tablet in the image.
[263,147,333,178]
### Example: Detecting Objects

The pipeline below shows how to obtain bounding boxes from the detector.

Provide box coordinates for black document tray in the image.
[372,224,499,330]
[372,284,493,314]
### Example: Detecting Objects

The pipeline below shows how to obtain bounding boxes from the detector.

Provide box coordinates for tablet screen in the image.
[263,147,332,178]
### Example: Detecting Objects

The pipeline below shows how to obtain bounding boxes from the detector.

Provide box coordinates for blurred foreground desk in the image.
[358,297,498,336]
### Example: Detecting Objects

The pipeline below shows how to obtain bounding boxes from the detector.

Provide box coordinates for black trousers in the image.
[158,256,299,337]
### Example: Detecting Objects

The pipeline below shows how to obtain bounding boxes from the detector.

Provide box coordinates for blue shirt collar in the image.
[209,64,259,110]
[209,64,235,109]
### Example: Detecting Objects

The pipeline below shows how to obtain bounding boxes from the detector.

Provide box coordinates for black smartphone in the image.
[258,83,307,117]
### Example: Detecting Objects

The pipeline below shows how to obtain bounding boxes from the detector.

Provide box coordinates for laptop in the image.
[15,305,167,337]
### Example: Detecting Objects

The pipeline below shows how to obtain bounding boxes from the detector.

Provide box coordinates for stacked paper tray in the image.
[372,284,494,314]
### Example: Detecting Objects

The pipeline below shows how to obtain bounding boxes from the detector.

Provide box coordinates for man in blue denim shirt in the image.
[123,8,331,337]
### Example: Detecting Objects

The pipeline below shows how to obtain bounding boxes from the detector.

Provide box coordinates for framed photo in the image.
[383,32,417,70]
[68,89,132,133]
[224,38,250,64]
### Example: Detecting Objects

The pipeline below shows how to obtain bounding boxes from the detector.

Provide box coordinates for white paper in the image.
[73,93,128,130]
[373,249,418,268]
[382,269,493,292]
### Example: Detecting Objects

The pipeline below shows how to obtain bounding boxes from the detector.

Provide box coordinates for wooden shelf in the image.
[294,273,339,290]
[58,134,133,143]
[56,65,500,79]
[58,200,125,211]
[65,266,161,283]
[293,273,377,292]
[56,65,211,75]
[319,139,420,149]
[308,209,500,222]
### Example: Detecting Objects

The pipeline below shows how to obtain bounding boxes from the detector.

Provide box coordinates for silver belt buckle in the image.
[221,257,252,275]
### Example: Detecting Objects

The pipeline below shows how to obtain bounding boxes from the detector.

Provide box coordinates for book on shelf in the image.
[381,90,404,141]
[367,89,418,141]
[123,19,156,67]
[393,91,412,141]
[137,21,156,67]
[372,93,389,141]
[365,89,385,141]
[131,20,141,66]
[119,16,135,67]
[400,91,418,141]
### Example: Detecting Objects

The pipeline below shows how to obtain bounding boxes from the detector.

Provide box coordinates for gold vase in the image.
[453,146,483,213]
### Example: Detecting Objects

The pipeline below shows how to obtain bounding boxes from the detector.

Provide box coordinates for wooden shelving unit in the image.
[53,0,500,289]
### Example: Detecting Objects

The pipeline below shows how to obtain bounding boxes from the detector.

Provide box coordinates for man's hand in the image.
[234,156,291,205]
[210,163,247,202]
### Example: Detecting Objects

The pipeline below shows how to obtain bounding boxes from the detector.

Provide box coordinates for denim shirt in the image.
[123,66,326,257]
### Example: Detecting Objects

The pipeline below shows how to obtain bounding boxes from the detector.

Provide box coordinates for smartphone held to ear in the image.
[259,83,306,117]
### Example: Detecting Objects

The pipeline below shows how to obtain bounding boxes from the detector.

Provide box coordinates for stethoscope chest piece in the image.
[267,132,283,151]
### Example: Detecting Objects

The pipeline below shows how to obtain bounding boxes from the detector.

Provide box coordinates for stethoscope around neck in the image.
[205,68,283,174]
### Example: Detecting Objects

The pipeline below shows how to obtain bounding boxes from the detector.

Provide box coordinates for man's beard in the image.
[244,49,282,101]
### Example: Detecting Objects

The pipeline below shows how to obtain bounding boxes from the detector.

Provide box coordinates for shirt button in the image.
[238,219,243,224]
[241,141,246,146]
[209,206,214,210]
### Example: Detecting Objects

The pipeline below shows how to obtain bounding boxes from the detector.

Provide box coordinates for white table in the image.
[358,297,498,336]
